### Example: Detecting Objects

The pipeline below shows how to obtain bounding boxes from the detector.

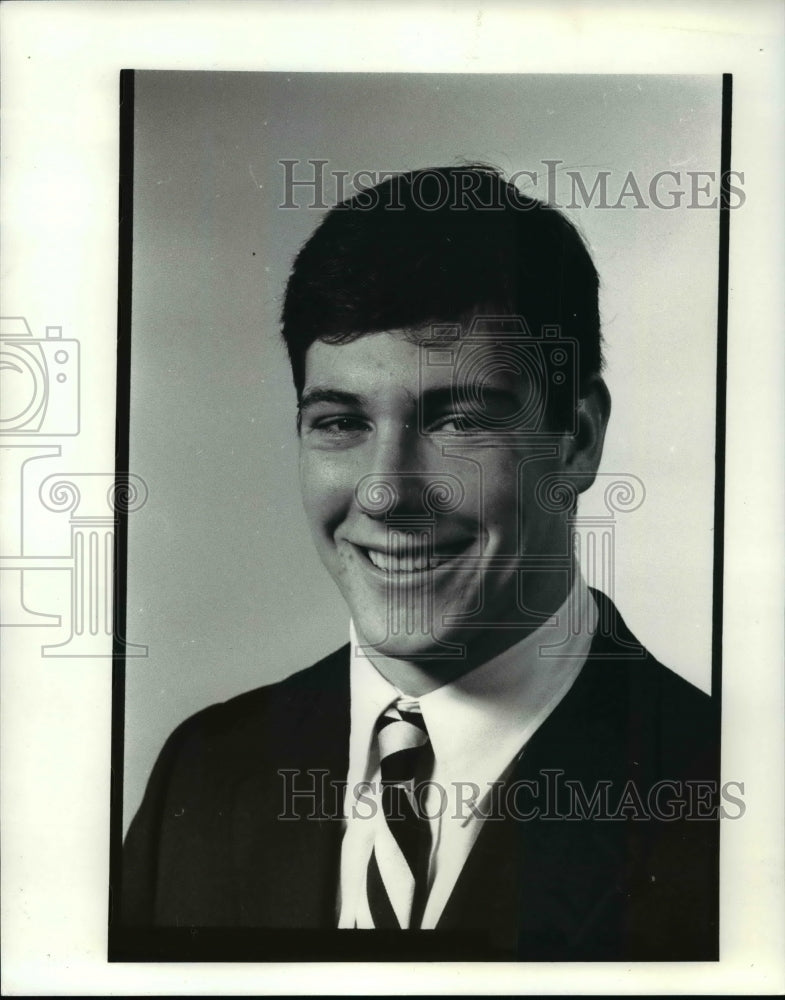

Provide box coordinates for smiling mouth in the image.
[353,539,474,575]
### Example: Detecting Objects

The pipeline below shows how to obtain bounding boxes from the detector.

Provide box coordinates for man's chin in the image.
[352,622,468,664]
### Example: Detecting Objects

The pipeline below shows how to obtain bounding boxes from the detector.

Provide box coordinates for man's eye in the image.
[310,415,370,437]
[429,413,484,434]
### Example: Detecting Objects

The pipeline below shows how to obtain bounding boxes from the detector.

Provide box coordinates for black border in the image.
[713,74,731,707]
[109,67,134,952]
[709,72,733,948]
[108,72,731,963]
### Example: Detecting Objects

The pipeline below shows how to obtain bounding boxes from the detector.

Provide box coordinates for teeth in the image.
[366,549,444,573]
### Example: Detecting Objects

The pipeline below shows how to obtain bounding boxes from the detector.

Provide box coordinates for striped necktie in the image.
[366,700,434,929]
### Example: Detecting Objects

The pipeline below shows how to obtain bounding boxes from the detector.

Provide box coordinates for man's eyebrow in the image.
[298,387,368,412]
[297,385,520,415]
[421,385,520,409]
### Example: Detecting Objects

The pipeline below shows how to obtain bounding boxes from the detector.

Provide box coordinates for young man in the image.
[118,166,719,960]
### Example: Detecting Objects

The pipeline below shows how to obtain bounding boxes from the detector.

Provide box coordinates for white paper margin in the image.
[1,0,783,995]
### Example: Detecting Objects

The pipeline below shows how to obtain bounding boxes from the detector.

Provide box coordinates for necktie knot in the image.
[376,702,431,785]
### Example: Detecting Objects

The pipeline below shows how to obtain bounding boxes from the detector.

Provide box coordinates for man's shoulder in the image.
[120,645,351,930]
[587,587,712,703]
[577,588,717,773]
[159,644,351,770]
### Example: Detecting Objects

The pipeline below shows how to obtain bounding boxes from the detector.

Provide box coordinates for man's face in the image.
[298,329,576,663]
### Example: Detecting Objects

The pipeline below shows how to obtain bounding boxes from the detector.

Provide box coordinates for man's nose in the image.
[354,425,463,522]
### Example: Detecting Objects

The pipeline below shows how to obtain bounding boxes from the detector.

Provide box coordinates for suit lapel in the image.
[437,593,640,955]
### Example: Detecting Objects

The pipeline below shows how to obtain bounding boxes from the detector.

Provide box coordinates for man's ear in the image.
[561,375,611,493]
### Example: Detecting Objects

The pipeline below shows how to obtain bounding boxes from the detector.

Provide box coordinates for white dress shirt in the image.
[337,573,598,929]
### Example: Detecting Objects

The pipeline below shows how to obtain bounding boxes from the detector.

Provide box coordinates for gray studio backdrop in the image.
[124,72,722,830]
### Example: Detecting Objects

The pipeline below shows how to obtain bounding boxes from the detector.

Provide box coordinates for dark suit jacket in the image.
[113,590,719,962]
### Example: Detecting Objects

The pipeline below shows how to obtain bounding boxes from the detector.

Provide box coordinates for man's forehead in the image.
[303,327,529,372]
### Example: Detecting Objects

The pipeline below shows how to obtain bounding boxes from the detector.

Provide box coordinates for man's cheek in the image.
[481,487,524,549]
[299,467,332,532]
[303,476,353,543]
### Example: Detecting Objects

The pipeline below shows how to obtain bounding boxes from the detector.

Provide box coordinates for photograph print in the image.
[110,71,731,962]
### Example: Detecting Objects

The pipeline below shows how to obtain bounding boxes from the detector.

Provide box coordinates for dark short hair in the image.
[281,165,603,428]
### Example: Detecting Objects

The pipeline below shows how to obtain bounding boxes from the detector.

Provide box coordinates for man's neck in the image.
[354,572,579,697]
